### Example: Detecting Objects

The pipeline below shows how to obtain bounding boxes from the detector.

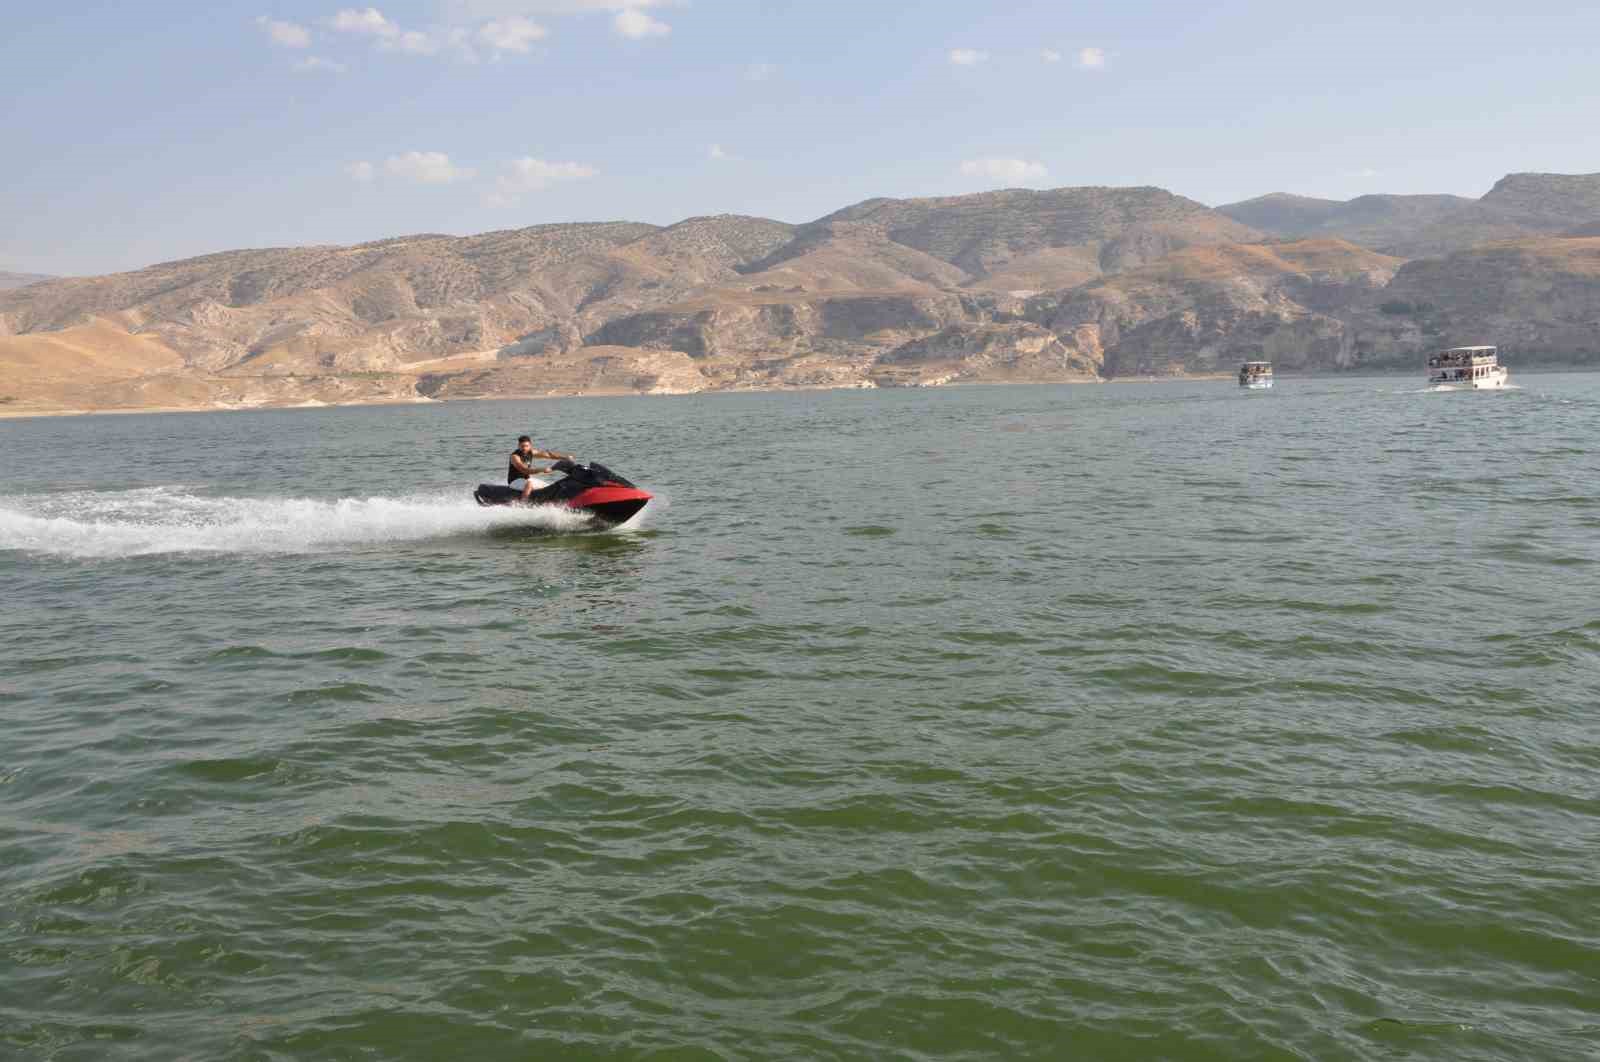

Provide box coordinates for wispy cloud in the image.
[1344,168,1381,179]
[960,158,1048,185]
[386,151,476,184]
[295,56,348,73]
[1040,48,1062,63]
[394,29,443,54]
[708,144,736,161]
[448,0,670,13]
[331,7,396,37]
[257,16,311,48]
[1076,46,1107,70]
[613,6,670,38]
[320,2,677,63]
[746,61,776,81]
[948,48,988,66]
[478,15,547,54]
[345,161,376,182]
[439,1,678,46]
[329,7,446,55]
[488,156,598,206]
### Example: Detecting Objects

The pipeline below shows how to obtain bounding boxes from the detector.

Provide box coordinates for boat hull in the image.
[1240,378,1273,390]
[474,460,651,527]
[1428,368,1508,390]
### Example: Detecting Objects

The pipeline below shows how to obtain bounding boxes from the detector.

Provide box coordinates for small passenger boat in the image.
[1427,345,1507,390]
[1239,361,1273,389]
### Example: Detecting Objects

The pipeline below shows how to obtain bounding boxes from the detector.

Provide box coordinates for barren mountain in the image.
[1037,240,1404,377]
[1218,193,1475,255]
[1341,236,1600,365]
[1220,173,1600,258]
[0,186,1266,410]
[0,217,800,378]
[1476,172,1600,228]
[807,185,1261,289]
[6,176,1600,415]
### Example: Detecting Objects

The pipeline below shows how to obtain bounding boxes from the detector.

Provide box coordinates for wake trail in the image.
[0,486,597,558]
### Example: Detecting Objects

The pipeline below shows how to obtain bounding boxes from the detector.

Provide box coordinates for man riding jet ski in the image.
[473,459,652,528]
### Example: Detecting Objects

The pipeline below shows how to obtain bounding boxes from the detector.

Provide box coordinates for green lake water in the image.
[2,377,1598,1059]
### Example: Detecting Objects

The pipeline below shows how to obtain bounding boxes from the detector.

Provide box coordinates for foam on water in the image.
[1388,384,1524,395]
[0,486,596,558]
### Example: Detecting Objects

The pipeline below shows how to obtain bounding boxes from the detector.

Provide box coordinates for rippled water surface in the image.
[4,378,1599,1060]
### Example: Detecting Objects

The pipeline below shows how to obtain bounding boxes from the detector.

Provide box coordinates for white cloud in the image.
[746,61,776,81]
[329,8,459,57]
[613,7,669,38]
[295,56,348,73]
[332,7,398,37]
[488,156,598,206]
[391,28,441,53]
[385,151,475,184]
[960,158,1048,185]
[1345,168,1381,178]
[448,0,671,14]
[479,15,547,53]
[1076,46,1107,69]
[708,144,734,161]
[346,161,375,182]
[257,16,311,48]
[441,1,677,44]
[948,48,987,66]
[1040,48,1062,63]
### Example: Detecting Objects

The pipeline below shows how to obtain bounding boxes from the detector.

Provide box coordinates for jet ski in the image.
[473,460,652,527]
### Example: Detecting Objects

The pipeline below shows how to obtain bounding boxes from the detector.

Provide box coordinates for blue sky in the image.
[5,0,1599,275]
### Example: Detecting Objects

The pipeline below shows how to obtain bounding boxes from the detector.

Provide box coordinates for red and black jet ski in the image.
[473,460,652,527]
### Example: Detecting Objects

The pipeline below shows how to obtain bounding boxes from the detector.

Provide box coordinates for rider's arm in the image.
[510,453,535,476]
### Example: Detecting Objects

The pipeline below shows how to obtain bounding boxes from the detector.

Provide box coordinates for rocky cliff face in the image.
[1341,237,1600,365]
[1036,241,1402,376]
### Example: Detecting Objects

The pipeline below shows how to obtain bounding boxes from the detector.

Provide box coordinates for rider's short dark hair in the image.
[518,435,531,444]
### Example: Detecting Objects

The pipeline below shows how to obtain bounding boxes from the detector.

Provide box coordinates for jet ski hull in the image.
[473,461,652,527]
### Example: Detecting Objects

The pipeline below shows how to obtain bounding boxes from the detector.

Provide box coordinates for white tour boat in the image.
[1239,361,1273,389]
[1427,345,1508,389]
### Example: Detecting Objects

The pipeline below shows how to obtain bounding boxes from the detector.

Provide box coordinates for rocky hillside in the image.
[1036,240,1404,377]
[1221,172,1600,258]
[0,187,1265,410]
[804,186,1260,290]
[0,219,797,371]
[1217,194,1475,256]
[6,174,1600,414]
[1340,236,1600,365]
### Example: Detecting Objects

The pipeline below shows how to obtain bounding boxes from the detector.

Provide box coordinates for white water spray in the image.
[0,486,601,558]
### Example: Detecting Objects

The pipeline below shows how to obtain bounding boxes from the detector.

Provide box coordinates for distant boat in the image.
[1427,345,1508,390]
[1238,361,1273,389]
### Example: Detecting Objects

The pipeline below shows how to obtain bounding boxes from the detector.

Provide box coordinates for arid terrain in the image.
[5,173,1600,416]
